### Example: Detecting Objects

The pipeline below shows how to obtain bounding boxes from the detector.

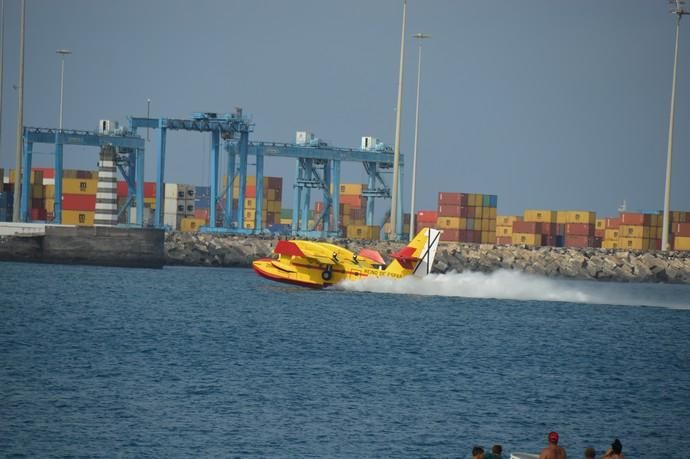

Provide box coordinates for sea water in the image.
[1,262,689,458]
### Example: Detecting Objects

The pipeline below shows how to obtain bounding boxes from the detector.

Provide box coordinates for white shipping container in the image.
[164,183,178,199]
[163,213,181,230]
[129,207,155,226]
[164,197,178,215]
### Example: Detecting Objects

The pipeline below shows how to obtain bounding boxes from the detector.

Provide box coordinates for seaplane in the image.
[252,227,441,288]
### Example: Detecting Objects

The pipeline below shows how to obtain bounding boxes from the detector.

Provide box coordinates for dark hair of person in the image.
[584,446,596,458]
[472,446,484,456]
[612,438,622,454]
[492,444,503,454]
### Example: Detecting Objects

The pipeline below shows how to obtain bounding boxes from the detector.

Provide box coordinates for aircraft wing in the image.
[274,240,338,265]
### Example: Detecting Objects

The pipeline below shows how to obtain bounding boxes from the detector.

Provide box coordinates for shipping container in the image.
[618,237,644,250]
[436,217,465,230]
[523,209,556,223]
[674,236,690,251]
[511,233,542,246]
[438,192,467,206]
[595,219,606,230]
[563,235,594,248]
[63,179,98,195]
[346,225,380,240]
[513,221,542,234]
[62,210,95,225]
[620,212,651,226]
[340,183,365,195]
[496,236,512,245]
[62,194,97,211]
[619,224,645,239]
[496,225,512,236]
[541,223,558,236]
[673,222,690,237]
[565,223,595,236]
[605,217,621,229]
[440,229,461,242]
[601,240,619,249]
[497,215,522,226]
[560,210,596,225]
[438,205,463,218]
[180,217,205,232]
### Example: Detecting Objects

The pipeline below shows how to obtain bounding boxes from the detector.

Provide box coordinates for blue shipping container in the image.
[195,186,211,198]
[195,197,211,208]
[490,195,498,208]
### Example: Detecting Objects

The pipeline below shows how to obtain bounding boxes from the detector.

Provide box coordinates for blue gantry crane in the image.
[228,133,404,238]
[128,110,253,230]
[19,126,146,224]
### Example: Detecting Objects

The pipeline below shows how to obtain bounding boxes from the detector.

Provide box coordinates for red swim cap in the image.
[548,431,559,443]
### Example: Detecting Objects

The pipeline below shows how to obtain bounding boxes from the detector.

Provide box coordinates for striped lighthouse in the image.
[94,145,118,225]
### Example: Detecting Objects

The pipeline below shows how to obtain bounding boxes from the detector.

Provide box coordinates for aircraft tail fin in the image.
[385,227,441,277]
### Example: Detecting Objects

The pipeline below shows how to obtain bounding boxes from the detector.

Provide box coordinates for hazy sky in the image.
[1,0,689,218]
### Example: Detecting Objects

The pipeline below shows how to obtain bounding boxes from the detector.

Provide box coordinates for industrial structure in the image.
[14,109,407,239]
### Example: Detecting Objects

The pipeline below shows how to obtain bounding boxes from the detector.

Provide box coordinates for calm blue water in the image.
[1,262,689,458]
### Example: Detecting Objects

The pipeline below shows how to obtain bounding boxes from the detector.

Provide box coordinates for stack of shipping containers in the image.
[415,210,438,232]
[233,176,282,230]
[672,213,690,250]
[561,210,598,248]
[436,192,497,243]
[496,215,522,244]
[600,216,621,249]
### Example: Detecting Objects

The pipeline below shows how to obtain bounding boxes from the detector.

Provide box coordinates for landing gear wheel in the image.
[322,268,333,281]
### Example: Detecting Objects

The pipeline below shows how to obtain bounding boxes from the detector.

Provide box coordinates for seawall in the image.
[0,226,165,268]
[165,232,690,284]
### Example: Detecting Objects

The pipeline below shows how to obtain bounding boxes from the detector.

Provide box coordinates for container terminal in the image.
[1,111,689,253]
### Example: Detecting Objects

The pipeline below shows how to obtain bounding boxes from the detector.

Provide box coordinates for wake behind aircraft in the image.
[252,227,442,288]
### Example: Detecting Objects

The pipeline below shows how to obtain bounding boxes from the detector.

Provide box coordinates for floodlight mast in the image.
[662,0,687,251]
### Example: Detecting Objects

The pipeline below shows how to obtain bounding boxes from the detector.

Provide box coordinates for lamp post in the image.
[389,0,407,241]
[56,49,71,130]
[662,0,687,251]
[146,98,151,141]
[12,0,25,222]
[408,32,431,241]
[0,0,5,161]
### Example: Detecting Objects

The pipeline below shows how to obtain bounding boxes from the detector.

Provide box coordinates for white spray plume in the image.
[337,269,690,309]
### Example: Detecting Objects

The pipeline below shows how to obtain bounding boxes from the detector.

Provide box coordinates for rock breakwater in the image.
[165,232,690,284]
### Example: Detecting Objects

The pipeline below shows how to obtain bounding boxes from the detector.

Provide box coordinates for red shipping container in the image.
[541,223,558,236]
[33,167,55,179]
[565,223,595,236]
[467,206,476,218]
[513,221,542,234]
[564,235,594,248]
[620,212,650,226]
[62,194,96,211]
[31,198,44,209]
[496,236,512,245]
[194,209,210,221]
[673,223,690,237]
[595,229,605,238]
[440,229,461,241]
[145,182,156,198]
[340,194,364,208]
[438,192,468,206]
[117,181,127,197]
[416,210,438,223]
[605,217,621,229]
[30,208,47,220]
[438,205,462,218]
[473,230,482,243]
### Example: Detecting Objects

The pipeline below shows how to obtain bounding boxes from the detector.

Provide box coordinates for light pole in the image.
[56,49,71,130]
[0,0,5,162]
[662,0,687,251]
[389,0,407,241]
[409,32,431,241]
[146,98,151,141]
[12,0,25,222]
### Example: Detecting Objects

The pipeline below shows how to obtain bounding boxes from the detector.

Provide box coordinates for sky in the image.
[0,0,689,218]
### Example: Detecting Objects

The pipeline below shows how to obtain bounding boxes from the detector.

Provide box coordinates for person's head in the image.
[472,446,484,457]
[492,444,503,455]
[584,446,596,458]
[548,431,559,445]
[611,439,622,454]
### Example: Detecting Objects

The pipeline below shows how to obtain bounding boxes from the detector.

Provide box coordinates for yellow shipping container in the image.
[31,184,45,199]
[45,185,55,198]
[487,207,497,219]
[524,209,556,223]
[496,226,512,236]
[437,217,466,230]
[266,200,281,213]
[340,183,365,195]
[244,221,255,230]
[604,229,619,241]
[481,232,496,244]
[63,178,98,195]
[9,169,44,184]
[180,217,205,232]
[44,198,55,212]
[279,218,292,225]
[619,237,644,250]
[674,236,690,251]
[511,233,542,246]
[497,215,522,226]
[602,240,619,249]
[656,226,662,239]
[475,207,484,219]
[561,210,596,225]
[481,219,490,232]
[62,210,95,225]
[489,219,496,231]
[266,189,277,201]
[596,219,606,230]
[556,211,568,224]
[619,224,644,239]
[346,225,380,240]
